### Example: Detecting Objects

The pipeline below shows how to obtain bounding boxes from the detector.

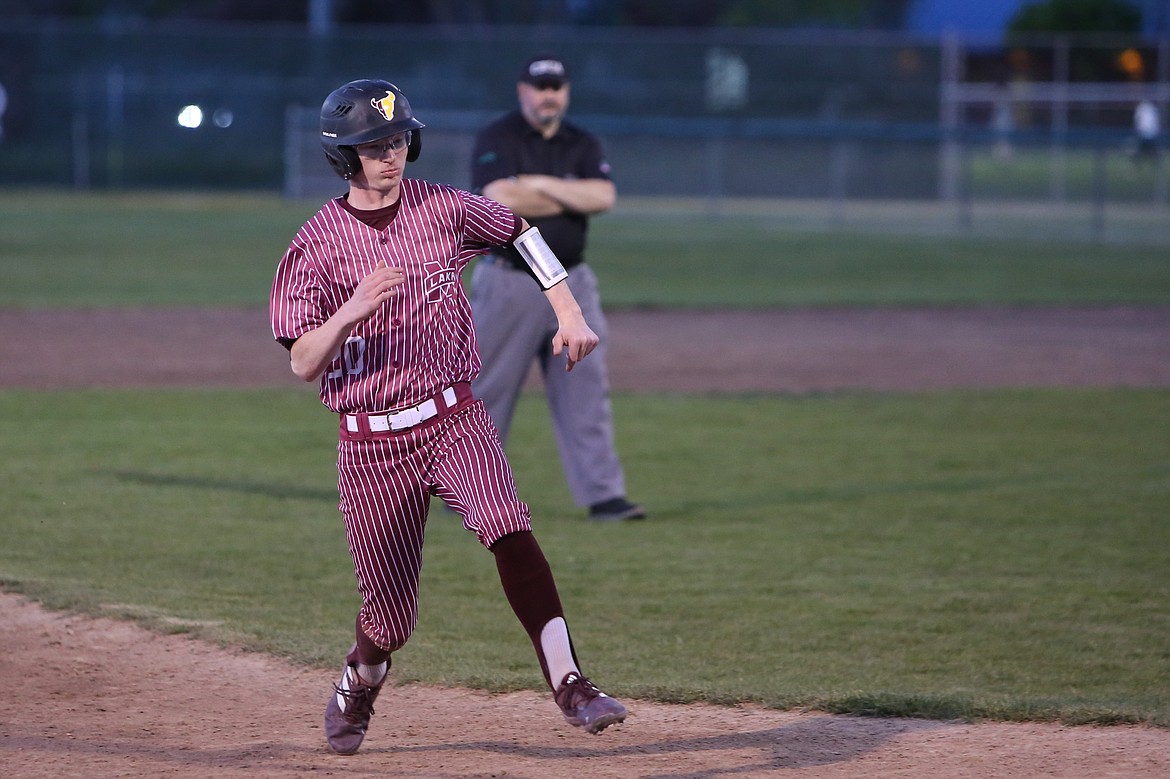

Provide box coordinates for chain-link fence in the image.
[2,20,1167,241]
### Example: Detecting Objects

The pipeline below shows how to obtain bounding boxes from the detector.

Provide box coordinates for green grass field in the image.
[967,145,1166,202]
[1,190,1168,726]
[3,189,1170,308]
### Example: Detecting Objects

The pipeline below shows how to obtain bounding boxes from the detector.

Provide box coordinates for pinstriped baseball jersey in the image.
[269,177,534,652]
[270,178,522,414]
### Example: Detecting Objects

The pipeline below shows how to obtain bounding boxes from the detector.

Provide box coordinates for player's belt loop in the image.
[439,382,473,412]
[344,412,372,437]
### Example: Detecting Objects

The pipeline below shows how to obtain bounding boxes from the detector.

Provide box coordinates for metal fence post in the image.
[72,113,89,190]
[106,66,124,190]
[1156,36,1169,205]
[938,32,963,202]
[705,134,724,216]
[958,136,972,233]
[1050,37,1069,203]
[829,140,849,227]
[1091,144,1107,243]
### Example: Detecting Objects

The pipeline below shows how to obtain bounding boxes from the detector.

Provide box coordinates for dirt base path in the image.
[3,306,1169,778]
[2,594,1167,779]
[2,305,1169,391]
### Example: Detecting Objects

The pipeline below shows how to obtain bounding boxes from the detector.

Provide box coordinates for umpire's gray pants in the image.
[469,258,626,508]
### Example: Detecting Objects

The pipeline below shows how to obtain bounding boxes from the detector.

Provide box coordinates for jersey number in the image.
[327,336,366,380]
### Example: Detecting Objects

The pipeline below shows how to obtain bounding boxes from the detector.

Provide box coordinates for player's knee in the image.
[470,503,533,549]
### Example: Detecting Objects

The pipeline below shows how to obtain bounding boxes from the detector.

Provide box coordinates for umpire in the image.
[469,53,645,522]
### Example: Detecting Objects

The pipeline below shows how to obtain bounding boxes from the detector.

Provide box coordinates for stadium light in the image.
[177,104,204,129]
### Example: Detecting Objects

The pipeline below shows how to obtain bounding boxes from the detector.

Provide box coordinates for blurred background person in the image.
[469,53,645,523]
[1133,98,1161,163]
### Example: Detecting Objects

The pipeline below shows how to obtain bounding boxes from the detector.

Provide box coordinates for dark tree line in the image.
[2,0,918,29]
[3,1,1153,35]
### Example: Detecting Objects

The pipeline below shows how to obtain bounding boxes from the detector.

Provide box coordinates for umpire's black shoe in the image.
[555,672,628,734]
[588,497,646,522]
[324,658,385,755]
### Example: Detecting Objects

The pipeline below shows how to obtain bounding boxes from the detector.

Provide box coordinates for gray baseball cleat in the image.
[554,672,628,734]
[324,659,385,755]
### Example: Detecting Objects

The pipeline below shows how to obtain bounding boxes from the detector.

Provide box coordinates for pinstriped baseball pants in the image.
[336,401,532,652]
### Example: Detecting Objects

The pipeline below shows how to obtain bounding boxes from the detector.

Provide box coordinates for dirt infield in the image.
[3,305,1170,392]
[2,305,1169,778]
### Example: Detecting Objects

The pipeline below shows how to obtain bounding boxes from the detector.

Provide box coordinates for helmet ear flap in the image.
[406,129,422,162]
[339,146,361,179]
[323,146,361,180]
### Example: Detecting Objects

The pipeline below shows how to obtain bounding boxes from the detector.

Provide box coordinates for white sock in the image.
[335,661,386,711]
[356,661,387,686]
[540,617,580,688]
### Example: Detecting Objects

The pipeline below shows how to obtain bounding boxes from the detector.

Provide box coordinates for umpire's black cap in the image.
[520,54,569,88]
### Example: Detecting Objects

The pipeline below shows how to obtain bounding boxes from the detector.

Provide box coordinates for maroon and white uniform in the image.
[270,179,528,652]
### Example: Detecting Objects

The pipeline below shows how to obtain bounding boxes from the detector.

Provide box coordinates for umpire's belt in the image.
[341,383,472,438]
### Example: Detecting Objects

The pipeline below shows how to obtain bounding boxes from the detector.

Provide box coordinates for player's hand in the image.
[344,260,405,322]
[551,320,598,372]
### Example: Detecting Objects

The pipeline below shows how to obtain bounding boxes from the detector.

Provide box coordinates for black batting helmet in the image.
[320,79,425,179]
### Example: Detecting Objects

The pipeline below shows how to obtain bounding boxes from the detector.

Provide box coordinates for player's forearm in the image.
[543,281,586,326]
[543,281,598,370]
[288,316,360,383]
[287,262,403,382]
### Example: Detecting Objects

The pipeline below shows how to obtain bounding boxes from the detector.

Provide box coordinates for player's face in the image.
[518,81,569,132]
[353,131,411,190]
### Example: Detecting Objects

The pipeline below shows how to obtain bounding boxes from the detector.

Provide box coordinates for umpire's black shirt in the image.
[470,110,611,271]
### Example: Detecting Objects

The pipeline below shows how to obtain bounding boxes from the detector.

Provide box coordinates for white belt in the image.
[346,387,459,433]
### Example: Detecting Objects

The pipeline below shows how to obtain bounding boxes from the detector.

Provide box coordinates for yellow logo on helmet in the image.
[371,90,396,122]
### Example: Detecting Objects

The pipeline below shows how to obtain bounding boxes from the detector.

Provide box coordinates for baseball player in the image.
[269,78,627,756]
[469,53,645,522]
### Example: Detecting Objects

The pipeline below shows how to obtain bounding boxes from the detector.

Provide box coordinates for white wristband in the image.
[513,226,569,289]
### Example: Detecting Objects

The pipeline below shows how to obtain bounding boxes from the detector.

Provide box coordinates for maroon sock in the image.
[491,530,574,688]
[353,613,392,667]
